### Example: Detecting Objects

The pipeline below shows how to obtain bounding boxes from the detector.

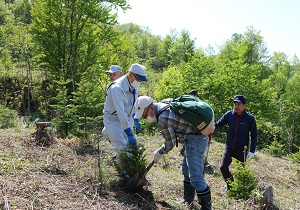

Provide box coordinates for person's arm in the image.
[108,84,131,130]
[214,110,231,130]
[153,122,176,163]
[108,84,137,146]
[154,112,177,155]
[133,114,142,133]
[249,115,258,153]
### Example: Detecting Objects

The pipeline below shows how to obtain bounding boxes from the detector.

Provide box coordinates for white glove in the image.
[153,149,163,163]
[247,152,254,159]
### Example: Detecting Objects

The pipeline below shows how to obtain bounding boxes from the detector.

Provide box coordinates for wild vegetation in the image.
[0,125,299,209]
[0,0,300,209]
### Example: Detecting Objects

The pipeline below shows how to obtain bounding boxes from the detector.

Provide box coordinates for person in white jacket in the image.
[106,65,123,82]
[105,65,142,133]
[102,64,148,167]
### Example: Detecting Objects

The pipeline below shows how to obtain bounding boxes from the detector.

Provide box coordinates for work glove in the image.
[134,118,142,134]
[153,148,163,163]
[247,152,254,159]
[124,128,137,147]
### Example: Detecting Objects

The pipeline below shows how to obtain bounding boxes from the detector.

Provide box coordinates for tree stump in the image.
[262,186,274,206]
[35,122,53,145]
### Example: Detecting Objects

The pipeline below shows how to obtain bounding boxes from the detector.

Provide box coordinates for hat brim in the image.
[135,74,148,81]
[107,70,121,73]
[234,99,242,103]
[134,110,143,119]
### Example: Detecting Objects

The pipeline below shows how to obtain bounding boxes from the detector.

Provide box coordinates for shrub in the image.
[0,104,17,128]
[289,151,300,164]
[268,139,285,157]
[227,158,259,201]
[117,144,147,184]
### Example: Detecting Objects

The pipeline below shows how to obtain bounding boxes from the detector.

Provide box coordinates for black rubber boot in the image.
[225,176,234,192]
[183,180,195,205]
[173,180,195,209]
[197,186,212,210]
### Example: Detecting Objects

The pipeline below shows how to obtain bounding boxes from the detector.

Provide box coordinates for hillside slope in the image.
[0,128,299,209]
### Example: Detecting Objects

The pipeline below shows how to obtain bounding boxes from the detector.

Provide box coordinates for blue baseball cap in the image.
[129,63,148,81]
[233,95,246,104]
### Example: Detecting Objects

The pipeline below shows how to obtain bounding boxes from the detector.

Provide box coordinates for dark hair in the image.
[189,90,198,96]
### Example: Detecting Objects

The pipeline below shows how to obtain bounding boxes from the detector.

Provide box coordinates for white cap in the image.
[107,65,122,73]
[134,96,153,119]
[129,63,148,81]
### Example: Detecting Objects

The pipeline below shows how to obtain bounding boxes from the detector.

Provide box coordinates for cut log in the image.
[36,122,51,135]
[35,122,53,144]
[262,186,274,205]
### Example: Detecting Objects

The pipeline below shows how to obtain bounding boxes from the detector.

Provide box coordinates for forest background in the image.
[1,0,300,160]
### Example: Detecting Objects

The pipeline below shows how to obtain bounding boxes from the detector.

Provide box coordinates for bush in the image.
[227,158,259,201]
[0,104,17,128]
[289,151,300,164]
[268,139,285,157]
[117,144,147,184]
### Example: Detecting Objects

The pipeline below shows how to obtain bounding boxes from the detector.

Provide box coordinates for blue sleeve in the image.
[249,115,258,153]
[215,110,231,130]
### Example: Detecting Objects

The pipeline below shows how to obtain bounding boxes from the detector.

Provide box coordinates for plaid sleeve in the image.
[157,104,202,154]
[158,116,177,154]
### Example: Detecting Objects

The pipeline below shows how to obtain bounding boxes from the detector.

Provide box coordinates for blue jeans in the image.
[182,135,208,192]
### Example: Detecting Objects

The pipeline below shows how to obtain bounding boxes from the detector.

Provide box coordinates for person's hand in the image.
[128,135,137,147]
[124,128,137,147]
[134,118,142,134]
[247,152,254,159]
[153,149,163,163]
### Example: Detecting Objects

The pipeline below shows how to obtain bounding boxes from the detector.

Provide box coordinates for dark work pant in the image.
[219,148,246,180]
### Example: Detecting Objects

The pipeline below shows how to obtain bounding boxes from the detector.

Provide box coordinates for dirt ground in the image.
[0,128,299,210]
[0,129,176,210]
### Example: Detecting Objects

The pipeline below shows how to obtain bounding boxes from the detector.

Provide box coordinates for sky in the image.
[117,0,299,59]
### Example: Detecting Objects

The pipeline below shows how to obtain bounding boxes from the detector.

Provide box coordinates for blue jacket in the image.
[215,110,258,153]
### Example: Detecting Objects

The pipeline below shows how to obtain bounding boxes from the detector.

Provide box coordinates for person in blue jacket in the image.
[214,95,258,191]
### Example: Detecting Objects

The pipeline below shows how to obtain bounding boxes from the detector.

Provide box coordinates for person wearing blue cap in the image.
[104,65,142,134]
[102,64,148,168]
[214,95,258,192]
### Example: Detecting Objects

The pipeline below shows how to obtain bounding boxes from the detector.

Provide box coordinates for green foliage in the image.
[1,0,300,158]
[31,0,128,98]
[154,66,184,100]
[69,68,105,140]
[154,48,214,101]
[289,150,300,164]
[136,118,159,136]
[209,27,275,122]
[97,166,109,190]
[268,139,285,157]
[117,144,147,184]
[226,158,259,201]
[168,29,196,65]
[0,104,17,128]
[13,0,32,24]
